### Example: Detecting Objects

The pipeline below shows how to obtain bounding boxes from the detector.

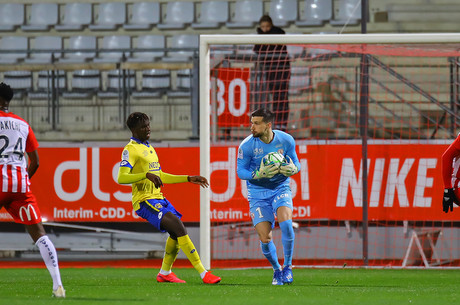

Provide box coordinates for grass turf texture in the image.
[1,268,460,305]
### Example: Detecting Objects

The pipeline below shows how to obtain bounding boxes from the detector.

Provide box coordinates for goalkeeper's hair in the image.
[0,82,14,103]
[126,112,149,131]
[252,108,274,124]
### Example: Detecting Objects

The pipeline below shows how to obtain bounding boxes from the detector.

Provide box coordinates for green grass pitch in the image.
[2,267,460,305]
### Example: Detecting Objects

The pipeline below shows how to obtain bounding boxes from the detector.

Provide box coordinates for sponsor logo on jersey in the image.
[238,148,243,159]
[149,162,160,170]
[19,204,38,222]
[158,211,163,219]
[253,147,263,156]
[277,149,284,155]
[122,150,129,161]
[120,160,129,167]
[155,203,163,209]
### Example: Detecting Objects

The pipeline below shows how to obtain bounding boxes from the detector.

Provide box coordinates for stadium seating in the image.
[25,36,62,63]
[132,69,171,97]
[67,70,101,96]
[226,0,263,28]
[129,35,165,62]
[157,2,195,30]
[0,36,28,64]
[55,3,93,31]
[60,35,97,62]
[3,71,32,92]
[166,35,199,61]
[22,3,58,31]
[29,70,66,99]
[102,69,136,97]
[167,69,192,97]
[269,0,298,27]
[0,3,24,31]
[94,35,131,62]
[330,0,361,26]
[191,1,229,29]
[123,2,160,30]
[89,2,126,31]
[296,0,332,26]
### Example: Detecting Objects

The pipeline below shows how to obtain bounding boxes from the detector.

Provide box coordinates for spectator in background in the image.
[253,15,291,131]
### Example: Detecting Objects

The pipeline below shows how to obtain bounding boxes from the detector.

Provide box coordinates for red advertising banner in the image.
[214,68,251,127]
[0,142,454,223]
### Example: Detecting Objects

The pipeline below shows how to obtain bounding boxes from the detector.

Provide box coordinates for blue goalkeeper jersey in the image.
[237,130,301,191]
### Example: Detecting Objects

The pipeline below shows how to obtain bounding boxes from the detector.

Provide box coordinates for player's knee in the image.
[259,235,272,244]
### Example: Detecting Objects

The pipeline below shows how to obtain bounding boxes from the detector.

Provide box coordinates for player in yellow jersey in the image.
[117,112,221,284]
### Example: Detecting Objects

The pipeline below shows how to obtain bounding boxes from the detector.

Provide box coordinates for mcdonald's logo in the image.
[19,204,37,222]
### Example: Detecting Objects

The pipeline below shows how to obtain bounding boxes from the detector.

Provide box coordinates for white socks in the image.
[35,235,63,290]
[159,269,172,276]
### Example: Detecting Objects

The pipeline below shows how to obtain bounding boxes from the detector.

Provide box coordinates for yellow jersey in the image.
[119,138,188,210]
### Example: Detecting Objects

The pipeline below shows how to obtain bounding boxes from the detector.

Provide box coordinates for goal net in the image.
[199,34,460,269]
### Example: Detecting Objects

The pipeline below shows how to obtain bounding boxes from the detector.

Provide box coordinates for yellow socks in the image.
[177,235,206,274]
[161,237,180,272]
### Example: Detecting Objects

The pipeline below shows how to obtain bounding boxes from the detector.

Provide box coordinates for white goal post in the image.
[199,33,460,269]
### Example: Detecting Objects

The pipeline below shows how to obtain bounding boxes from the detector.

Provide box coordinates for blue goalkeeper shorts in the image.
[135,198,182,232]
[248,185,293,227]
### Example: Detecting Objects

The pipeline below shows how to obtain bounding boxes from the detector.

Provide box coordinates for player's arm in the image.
[237,146,277,180]
[280,137,300,177]
[118,166,163,188]
[441,136,460,213]
[441,136,460,188]
[160,170,209,188]
[26,150,39,179]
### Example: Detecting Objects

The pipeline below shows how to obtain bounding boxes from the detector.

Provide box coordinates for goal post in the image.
[199,33,460,269]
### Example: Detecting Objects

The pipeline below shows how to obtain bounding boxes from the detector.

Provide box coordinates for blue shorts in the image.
[248,185,293,227]
[135,198,182,232]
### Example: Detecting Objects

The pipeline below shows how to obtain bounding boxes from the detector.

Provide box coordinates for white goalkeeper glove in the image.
[252,160,279,179]
[280,156,298,177]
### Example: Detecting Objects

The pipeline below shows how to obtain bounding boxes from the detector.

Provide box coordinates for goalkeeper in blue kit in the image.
[237,108,300,285]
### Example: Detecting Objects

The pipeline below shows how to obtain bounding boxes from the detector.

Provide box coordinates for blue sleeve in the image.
[237,143,255,180]
[285,135,301,171]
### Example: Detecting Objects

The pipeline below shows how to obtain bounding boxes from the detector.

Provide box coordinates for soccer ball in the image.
[262,152,286,168]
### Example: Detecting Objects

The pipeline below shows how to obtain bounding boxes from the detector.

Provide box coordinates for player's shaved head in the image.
[126,112,150,131]
[251,108,274,124]
[0,82,14,103]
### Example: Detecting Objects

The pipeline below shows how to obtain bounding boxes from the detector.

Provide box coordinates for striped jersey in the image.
[0,111,38,193]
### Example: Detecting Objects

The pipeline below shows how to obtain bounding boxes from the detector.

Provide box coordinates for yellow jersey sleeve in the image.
[159,170,188,184]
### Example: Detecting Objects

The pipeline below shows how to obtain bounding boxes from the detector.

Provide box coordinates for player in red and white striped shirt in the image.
[441,134,460,213]
[0,83,65,297]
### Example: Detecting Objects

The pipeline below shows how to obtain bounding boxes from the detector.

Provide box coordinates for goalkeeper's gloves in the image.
[443,188,459,213]
[280,156,298,177]
[252,162,279,179]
